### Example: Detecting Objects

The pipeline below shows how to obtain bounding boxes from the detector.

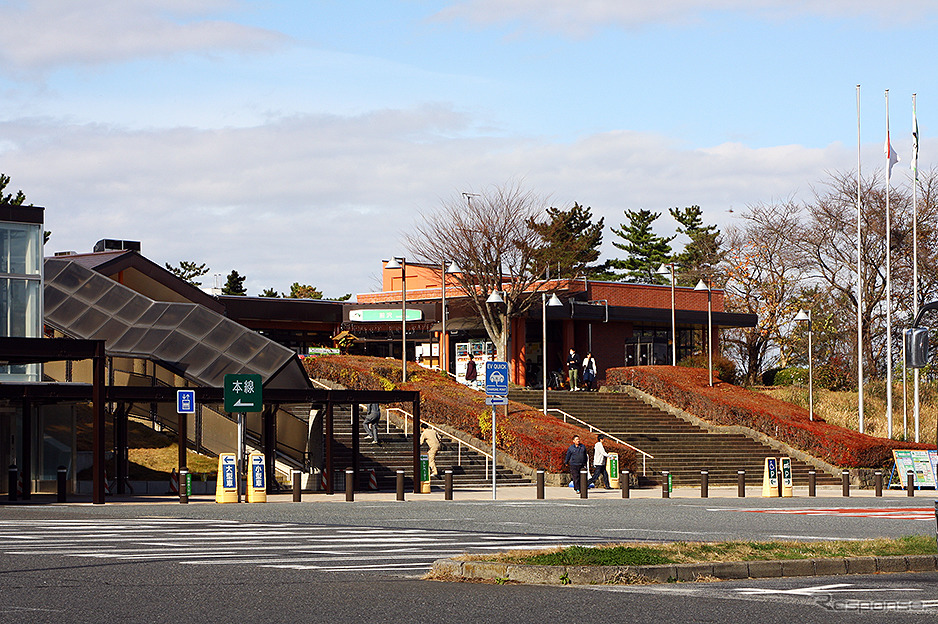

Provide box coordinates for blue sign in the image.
[176,389,196,414]
[251,455,265,489]
[485,361,509,396]
[222,455,237,489]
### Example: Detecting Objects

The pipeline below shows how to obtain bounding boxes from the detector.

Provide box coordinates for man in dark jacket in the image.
[564,434,588,491]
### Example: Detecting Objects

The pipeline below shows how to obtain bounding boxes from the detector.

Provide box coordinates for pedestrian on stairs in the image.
[566,348,580,391]
[581,352,597,391]
[420,423,441,478]
[362,403,381,444]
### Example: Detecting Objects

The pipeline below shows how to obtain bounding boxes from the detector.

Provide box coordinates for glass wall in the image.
[0,220,42,380]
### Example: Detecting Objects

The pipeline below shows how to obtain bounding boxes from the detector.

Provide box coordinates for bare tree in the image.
[405,182,553,363]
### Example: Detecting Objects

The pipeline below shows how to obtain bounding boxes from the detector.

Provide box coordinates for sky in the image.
[2,0,938,299]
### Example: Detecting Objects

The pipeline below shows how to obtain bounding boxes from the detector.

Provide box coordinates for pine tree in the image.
[221,270,247,296]
[606,209,674,283]
[527,202,605,279]
[669,205,722,285]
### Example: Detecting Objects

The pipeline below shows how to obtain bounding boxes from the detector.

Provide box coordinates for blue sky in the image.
[2,1,937,297]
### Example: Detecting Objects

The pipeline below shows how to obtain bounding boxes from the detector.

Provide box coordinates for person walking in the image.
[566,348,580,391]
[581,352,597,391]
[465,353,478,387]
[588,434,610,489]
[362,403,381,444]
[419,423,441,478]
[564,434,588,492]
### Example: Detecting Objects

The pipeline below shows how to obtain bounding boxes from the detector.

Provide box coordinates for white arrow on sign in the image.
[233,399,256,407]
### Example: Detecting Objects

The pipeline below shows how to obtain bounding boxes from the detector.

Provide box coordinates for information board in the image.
[893,450,938,488]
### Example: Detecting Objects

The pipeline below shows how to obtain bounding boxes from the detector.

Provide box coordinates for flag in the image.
[912,101,920,181]
[885,132,899,180]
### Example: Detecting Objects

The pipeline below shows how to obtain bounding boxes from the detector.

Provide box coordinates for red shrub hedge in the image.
[305,355,637,474]
[606,365,933,468]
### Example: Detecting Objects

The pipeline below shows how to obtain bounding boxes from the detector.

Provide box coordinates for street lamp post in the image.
[440,260,460,373]
[385,257,407,383]
[657,263,677,365]
[794,309,814,421]
[542,292,563,414]
[694,278,713,387]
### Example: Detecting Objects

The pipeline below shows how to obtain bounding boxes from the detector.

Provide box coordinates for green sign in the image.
[349,309,423,322]
[420,454,430,483]
[608,453,619,479]
[224,373,263,412]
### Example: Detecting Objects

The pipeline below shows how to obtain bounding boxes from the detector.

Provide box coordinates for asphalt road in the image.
[1,490,937,623]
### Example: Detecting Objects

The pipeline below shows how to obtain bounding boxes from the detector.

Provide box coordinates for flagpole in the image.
[912,93,921,443]
[885,89,893,439]
[856,84,864,435]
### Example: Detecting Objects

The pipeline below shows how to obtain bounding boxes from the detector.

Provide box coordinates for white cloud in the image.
[1,107,903,298]
[435,0,938,36]
[0,0,285,75]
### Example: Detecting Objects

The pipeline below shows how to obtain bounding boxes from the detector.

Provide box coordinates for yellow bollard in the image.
[246,452,267,503]
[215,453,239,503]
[761,457,779,498]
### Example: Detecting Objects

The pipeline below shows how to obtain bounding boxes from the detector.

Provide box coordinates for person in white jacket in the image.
[588,434,610,489]
[581,352,597,391]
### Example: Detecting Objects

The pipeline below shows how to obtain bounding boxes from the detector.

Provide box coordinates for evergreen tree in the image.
[606,209,674,283]
[164,260,210,286]
[669,205,723,285]
[0,173,27,206]
[527,202,605,279]
[259,288,280,298]
[287,283,323,299]
[221,270,247,296]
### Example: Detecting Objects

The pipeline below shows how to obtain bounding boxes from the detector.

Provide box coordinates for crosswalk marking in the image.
[0,518,601,576]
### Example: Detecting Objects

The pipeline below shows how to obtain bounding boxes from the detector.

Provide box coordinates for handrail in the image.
[386,407,495,479]
[547,408,653,475]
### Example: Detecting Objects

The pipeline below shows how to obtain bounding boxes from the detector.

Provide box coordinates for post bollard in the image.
[737,470,745,498]
[8,464,17,502]
[662,471,670,498]
[444,470,453,500]
[179,467,189,504]
[346,468,355,502]
[842,470,850,497]
[874,471,883,497]
[292,470,302,502]
[700,470,709,498]
[536,470,545,500]
[580,469,588,499]
[396,470,405,502]
[808,471,816,497]
[57,465,67,503]
[907,470,915,497]
[622,470,630,499]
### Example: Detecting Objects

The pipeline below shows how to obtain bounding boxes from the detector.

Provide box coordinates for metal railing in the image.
[386,407,494,479]
[547,408,653,475]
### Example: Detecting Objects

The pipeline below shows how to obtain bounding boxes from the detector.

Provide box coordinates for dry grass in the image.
[465,536,936,566]
[758,384,938,442]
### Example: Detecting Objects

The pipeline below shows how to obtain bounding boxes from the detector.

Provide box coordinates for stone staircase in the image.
[327,406,532,490]
[508,389,842,488]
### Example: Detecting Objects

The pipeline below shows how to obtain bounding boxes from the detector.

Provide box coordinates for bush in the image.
[773,367,808,386]
[677,354,738,385]
[815,356,853,391]
[604,365,934,468]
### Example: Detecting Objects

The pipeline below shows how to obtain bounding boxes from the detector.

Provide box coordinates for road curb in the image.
[429,554,938,585]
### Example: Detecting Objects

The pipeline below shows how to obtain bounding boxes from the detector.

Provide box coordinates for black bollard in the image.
[737,470,745,498]
[8,465,17,502]
[907,470,915,497]
[179,467,189,504]
[622,470,630,499]
[346,468,355,502]
[396,470,405,502]
[444,470,453,500]
[536,470,545,500]
[580,469,588,499]
[662,471,670,499]
[842,470,850,497]
[293,470,302,502]
[57,465,67,503]
[874,471,882,497]
[700,470,709,498]
[808,470,816,497]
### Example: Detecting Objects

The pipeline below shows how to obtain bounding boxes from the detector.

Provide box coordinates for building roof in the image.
[44,258,310,389]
